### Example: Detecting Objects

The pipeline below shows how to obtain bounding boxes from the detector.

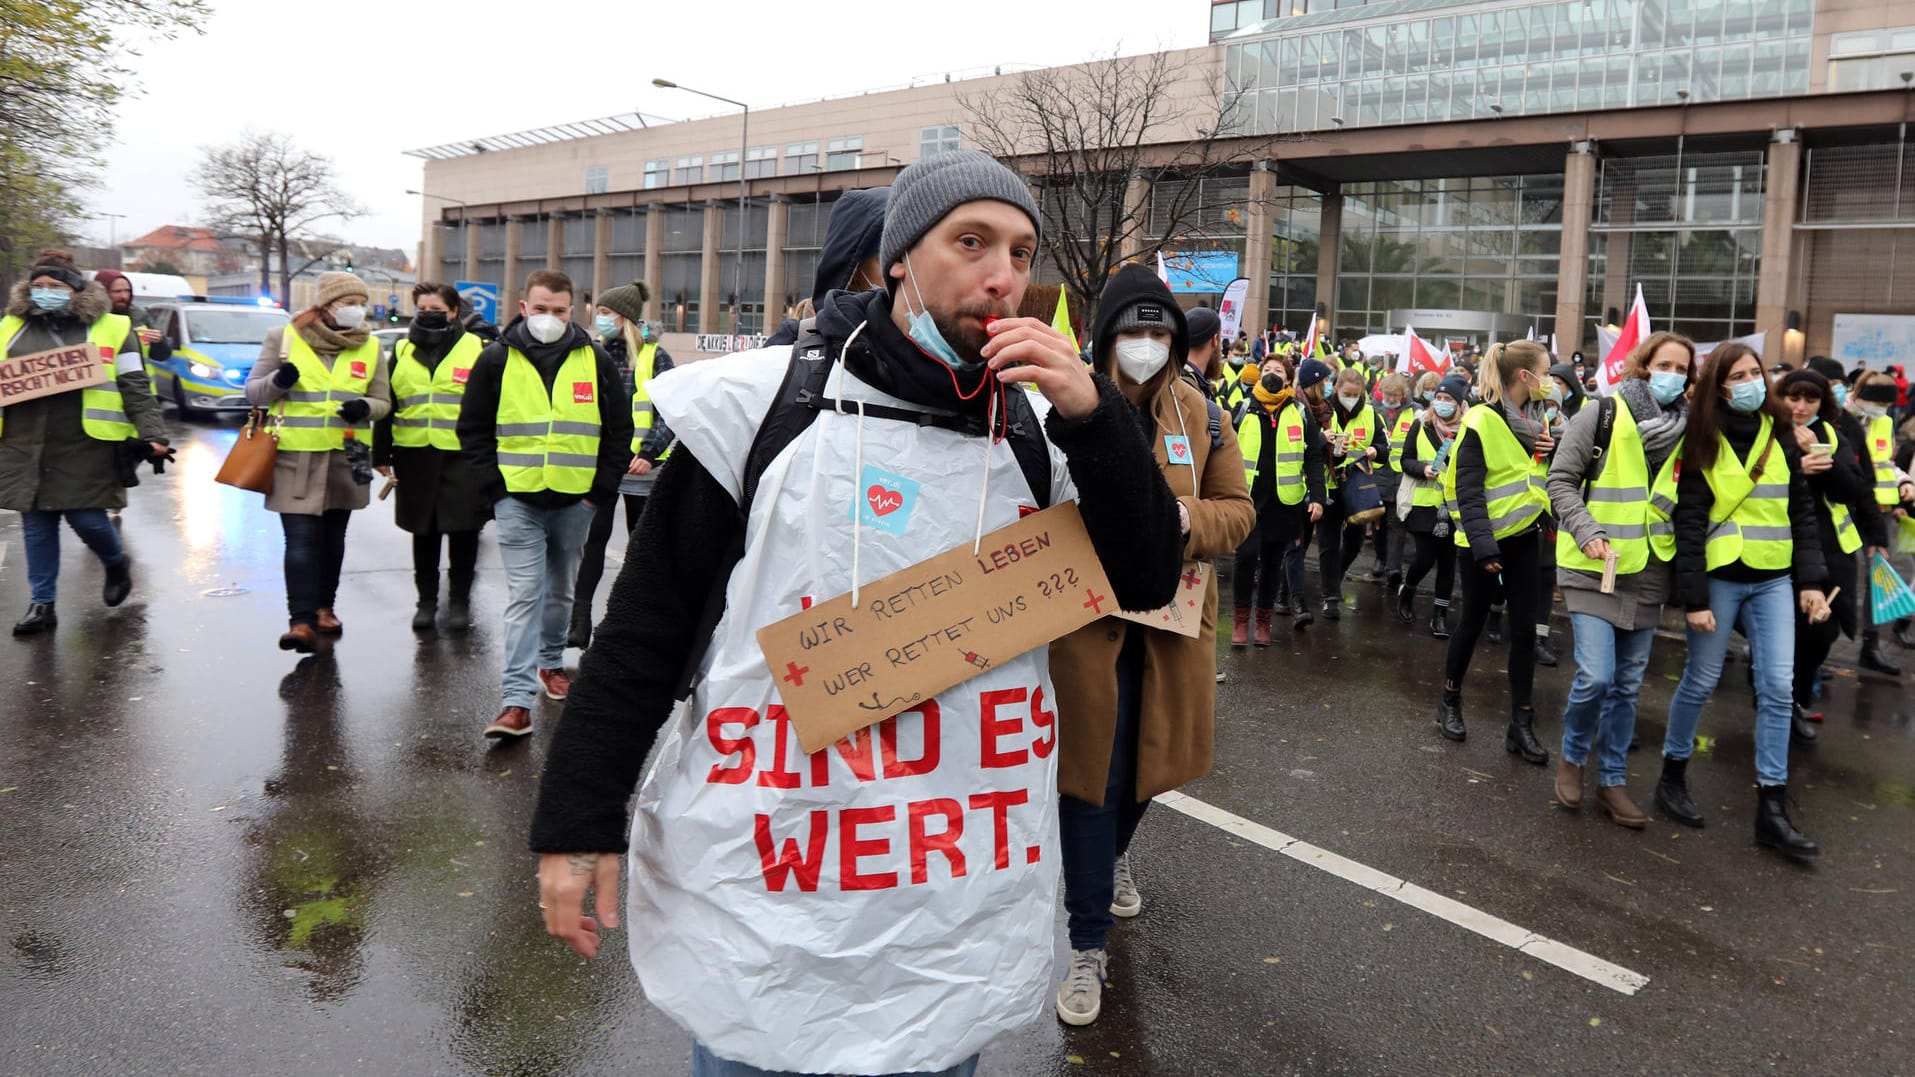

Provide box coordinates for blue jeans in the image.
[690,1043,978,1077]
[1058,627,1149,952]
[20,509,125,604]
[1560,613,1657,787]
[281,509,351,626]
[1664,575,1796,787]
[493,497,593,708]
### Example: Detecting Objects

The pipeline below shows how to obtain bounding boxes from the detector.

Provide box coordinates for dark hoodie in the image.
[765,188,892,348]
[530,284,1185,853]
[1088,263,1190,380]
[455,315,633,509]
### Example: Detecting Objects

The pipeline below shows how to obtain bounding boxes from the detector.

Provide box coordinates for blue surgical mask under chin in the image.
[1648,370,1687,405]
[30,288,70,312]
[901,255,981,373]
[1727,379,1768,413]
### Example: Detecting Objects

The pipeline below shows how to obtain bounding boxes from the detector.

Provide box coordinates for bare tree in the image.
[194,132,363,304]
[960,48,1292,324]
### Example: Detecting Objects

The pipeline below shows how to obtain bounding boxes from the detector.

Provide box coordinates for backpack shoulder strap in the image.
[1580,396,1619,502]
[999,387,1053,511]
[1205,398,1224,450]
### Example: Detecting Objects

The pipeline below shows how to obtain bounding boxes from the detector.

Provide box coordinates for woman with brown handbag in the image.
[244,272,391,653]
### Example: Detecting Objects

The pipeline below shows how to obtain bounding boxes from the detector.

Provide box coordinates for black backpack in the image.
[674,332,1054,698]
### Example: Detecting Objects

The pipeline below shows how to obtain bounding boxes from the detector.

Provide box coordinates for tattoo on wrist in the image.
[567,853,599,877]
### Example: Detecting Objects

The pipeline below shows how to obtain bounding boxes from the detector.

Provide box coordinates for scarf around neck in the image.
[298,317,371,356]
[1615,377,1689,473]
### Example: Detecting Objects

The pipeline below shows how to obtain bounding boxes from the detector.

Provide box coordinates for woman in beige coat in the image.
[244,272,391,652]
[1048,266,1255,1027]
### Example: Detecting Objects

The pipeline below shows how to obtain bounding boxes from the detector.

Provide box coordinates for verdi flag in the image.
[1397,325,1449,376]
[1598,283,1651,396]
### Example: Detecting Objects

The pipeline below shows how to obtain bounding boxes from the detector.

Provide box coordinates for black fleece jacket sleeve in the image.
[457,342,509,504]
[1045,374,1183,613]
[1302,411,1327,506]
[1400,418,1432,478]
[529,453,739,853]
[1454,429,1499,563]
[591,348,636,506]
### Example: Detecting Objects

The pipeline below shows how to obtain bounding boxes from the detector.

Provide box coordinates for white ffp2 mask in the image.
[1114,337,1170,384]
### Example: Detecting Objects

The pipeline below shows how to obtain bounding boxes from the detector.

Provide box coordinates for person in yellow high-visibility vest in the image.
[1846,370,1914,673]
[1656,343,1830,861]
[1435,340,1556,759]
[245,271,391,653]
[569,281,675,649]
[1777,367,1889,735]
[1230,355,1329,642]
[372,282,490,633]
[1545,331,1695,829]
[1,249,169,636]
[1397,373,1469,637]
[1314,366,1388,621]
[1368,372,1414,591]
[456,269,632,740]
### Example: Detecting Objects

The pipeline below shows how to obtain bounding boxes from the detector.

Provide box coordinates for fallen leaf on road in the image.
[1382,923,1394,932]
[1264,956,1281,964]
[210,805,226,812]
[457,891,475,898]
[1521,971,1533,981]
[1065,1055,1084,1065]
[0,788,15,794]
[1589,1017,1601,1027]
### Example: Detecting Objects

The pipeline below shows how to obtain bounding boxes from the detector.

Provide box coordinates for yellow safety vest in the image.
[0,313,135,442]
[1326,403,1374,490]
[276,332,377,452]
[390,334,482,451]
[1443,405,1548,549]
[1815,419,1862,555]
[1866,413,1898,507]
[1408,422,1445,509]
[496,345,601,495]
[1237,401,1308,506]
[629,341,658,454]
[1556,400,1654,575]
[1386,406,1416,471]
[1649,415,1792,571]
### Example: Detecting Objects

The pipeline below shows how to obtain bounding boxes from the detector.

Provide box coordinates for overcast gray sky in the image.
[90,0,1203,255]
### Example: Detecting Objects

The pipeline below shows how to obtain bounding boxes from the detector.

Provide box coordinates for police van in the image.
[144,296,291,418]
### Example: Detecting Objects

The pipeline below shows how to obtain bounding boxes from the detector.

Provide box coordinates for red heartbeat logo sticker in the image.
[866,485,905,516]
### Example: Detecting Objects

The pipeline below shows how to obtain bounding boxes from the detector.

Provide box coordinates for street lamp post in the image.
[407,189,470,283]
[654,78,751,339]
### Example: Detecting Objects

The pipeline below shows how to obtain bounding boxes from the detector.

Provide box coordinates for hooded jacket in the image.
[1087,262,1190,368]
[0,280,168,513]
[811,188,889,310]
[455,315,634,509]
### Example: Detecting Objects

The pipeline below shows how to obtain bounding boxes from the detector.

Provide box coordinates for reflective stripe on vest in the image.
[496,346,601,494]
[1442,405,1548,549]
[1326,403,1372,489]
[1556,400,1655,575]
[1238,402,1308,505]
[0,313,134,442]
[1867,413,1898,507]
[1387,407,1416,472]
[390,334,482,451]
[276,332,377,452]
[1817,420,1863,555]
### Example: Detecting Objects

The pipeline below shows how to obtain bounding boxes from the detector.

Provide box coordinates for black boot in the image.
[1895,618,1915,648]
[445,570,474,632]
[12,603,56,636]
[1429,606,1451,640]
[1386,570,1403,595]
[1505,705,1548,765]
[1486,608,1504,644]
[1790,704,1819,744]
[411,601,438,631]
[1754,784,1819,861]
[1533,637,1560,667]
[103,558,133,607]
[1436,684,1466,742]
[1395,586,1416,624]
[1655,756,1705,828]
[1321,597,1341,622]
[1859,639,1903,676]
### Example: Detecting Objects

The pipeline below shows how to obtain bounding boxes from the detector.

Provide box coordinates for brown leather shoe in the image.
[539,668,572,701]
[315,608,343,635]
[1597,785,1648,829]
[1553,759,1584,810]
[484,706,532,738]
[278,624,319,653]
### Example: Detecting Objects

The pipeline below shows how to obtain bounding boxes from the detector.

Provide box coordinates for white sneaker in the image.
[1110,853,1142,918]
[1055,947,1108,1026]
[1215,668,1227,683]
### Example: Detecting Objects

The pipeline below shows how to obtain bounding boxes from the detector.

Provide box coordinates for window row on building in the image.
[624,127,964,191]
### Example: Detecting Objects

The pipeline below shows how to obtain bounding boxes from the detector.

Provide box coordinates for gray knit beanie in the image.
[1108,301,1174,337]
[878,150,1041,287]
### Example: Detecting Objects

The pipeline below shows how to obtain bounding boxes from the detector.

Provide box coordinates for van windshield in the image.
[183,308,289,345]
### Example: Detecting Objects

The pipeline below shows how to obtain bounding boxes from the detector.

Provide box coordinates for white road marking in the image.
[1154,789,1651,996]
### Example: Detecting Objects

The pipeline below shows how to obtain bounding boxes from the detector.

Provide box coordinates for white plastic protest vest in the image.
[637,344,1075,1073]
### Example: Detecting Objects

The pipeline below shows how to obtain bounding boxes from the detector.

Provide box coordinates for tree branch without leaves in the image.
[194,132,363,304]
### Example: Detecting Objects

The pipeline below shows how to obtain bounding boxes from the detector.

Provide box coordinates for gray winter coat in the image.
[0,281,168,512]
[1546,395,1671,630]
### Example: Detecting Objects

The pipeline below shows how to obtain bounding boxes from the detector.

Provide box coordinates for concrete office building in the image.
[410,0,1915,359]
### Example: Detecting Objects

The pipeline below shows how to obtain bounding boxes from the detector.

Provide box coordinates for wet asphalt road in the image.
[2,419,1913,1077]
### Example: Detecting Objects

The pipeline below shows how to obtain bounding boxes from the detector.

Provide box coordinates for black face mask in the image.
[413,311,450,330]
[1259,372,1285,394]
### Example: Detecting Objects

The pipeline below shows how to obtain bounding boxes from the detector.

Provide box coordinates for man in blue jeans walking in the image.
[456,269,632,738]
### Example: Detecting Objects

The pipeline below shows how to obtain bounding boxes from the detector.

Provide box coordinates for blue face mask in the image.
[1727,378,1768,413]
[594,314,620,340]
[1649,370,1687,405]
[900,253,980,372]
[30,288,70,312]
[1832,384,1849,408]
[1433,400,1458,419]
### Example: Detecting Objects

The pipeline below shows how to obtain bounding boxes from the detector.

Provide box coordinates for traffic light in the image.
[388,308,401,323]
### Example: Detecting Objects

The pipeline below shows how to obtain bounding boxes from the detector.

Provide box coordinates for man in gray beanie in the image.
[527,148,1186,1074]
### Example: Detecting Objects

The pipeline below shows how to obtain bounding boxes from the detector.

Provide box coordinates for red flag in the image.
[1598,284,1651,396]
[1397,325,1449,376]
[1298,317,1320,362]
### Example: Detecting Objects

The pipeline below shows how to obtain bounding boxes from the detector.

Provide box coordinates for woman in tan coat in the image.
[1049,265,1255,1027]
[244,272,392,652]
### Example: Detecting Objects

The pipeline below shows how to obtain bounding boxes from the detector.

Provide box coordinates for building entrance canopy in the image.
[1385,308,1533,346]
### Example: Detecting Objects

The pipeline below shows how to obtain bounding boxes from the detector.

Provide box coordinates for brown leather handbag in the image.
[215,406,280,494]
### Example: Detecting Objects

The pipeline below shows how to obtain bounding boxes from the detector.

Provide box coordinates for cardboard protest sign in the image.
[0,344,105,407]
[1112,560,1210,638]
[757,502,1117,753]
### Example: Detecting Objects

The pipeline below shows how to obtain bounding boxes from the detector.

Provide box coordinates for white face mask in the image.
[330,304,366,329]
[526,313,567,344]
[1114,337,1170,384]
[1337,393,1362,410]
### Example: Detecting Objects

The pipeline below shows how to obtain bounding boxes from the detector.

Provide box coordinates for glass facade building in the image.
[1223,0,1814,134]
